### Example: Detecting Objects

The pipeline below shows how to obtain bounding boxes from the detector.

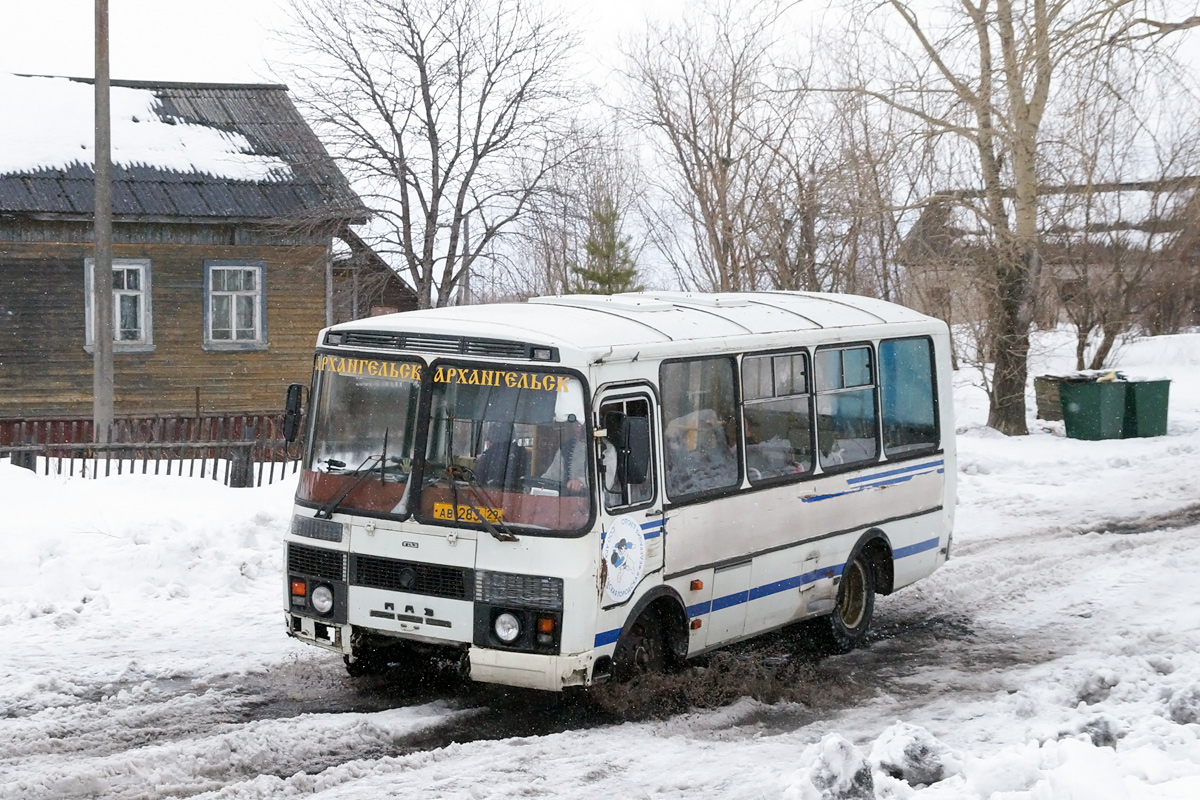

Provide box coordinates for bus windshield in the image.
[417,365,592,533]
[297,355,423,516]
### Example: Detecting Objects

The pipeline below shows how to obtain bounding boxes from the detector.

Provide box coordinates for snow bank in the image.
[3,327,1200,799]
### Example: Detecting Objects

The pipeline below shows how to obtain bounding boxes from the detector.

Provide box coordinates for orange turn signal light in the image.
[690,579,704,591]
[290,580,307,596]
[690,619,703,630]
[537,617,556,634]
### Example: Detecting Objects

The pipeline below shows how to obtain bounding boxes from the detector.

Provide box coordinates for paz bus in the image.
[281,292,955,691]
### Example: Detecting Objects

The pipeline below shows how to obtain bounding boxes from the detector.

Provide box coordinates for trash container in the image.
[1034,375,1065,421]
[1059,379,1127,440]
[1123,379,1170,438]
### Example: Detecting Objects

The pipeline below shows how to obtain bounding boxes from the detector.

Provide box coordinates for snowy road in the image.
[4,330,1200,799]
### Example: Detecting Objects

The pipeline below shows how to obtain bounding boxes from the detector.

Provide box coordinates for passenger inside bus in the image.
[473,423,521,489]
[664,408,738,495]
[538,416,587,495]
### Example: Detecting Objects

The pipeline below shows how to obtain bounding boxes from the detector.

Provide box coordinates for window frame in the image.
[83,257,154,353]
[878,335,941,461]
[203,260,268,351]
[659,354,743,507]
[597,389,659,515]
[412,358,597,538]
[739,348,815,488]
[813,342,881,474]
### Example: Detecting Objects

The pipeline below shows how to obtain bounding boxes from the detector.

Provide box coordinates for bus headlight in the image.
[493,612,521,643]
[310,584,335,615]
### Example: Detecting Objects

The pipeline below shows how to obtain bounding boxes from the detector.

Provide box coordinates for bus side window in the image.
[879,337,938,457]
[742,352,812,483]
[661,357,740,499]
[815,346,878,469]
[599,397,655,509]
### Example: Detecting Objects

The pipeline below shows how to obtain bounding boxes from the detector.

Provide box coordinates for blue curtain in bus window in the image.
[879,338,938,457]
[815,346,878,469]
[661,357,739,498]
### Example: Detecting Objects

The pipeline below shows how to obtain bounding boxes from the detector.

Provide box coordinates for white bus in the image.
[282,292,955,691]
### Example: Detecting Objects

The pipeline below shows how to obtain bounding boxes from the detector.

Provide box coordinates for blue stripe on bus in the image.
[591,535,943,647]
[642,519,664,540]
[594,627,622,647]
[846,460,944,485]
[711,590,748,611]
[893,536,941,559]
[600,519,665,544]
[803,460,944,503]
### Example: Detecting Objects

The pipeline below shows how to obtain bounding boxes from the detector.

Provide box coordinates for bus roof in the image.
[324,291,942,360]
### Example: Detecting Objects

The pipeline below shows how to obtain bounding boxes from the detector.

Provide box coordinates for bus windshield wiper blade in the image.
[316,453,383,519]
[447,466,519,542]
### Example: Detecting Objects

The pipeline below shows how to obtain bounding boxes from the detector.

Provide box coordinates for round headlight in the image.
[493,611,521,643]
[310,584,334,615]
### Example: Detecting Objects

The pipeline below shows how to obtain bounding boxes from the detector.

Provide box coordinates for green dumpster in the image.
[1059,379,1127,440]
[1123,379,1170,438]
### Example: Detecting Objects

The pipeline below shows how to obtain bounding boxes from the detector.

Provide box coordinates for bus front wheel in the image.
[612,607,667,682]
[820,554,875,654]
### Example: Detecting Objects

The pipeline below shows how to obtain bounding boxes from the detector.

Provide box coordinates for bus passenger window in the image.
[815,346,878,469]
[742,352,812,483]
[661,358,740,498]
[879,338,938,456]
[599,397,655,509]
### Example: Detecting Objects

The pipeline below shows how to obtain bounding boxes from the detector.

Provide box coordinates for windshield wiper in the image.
[315,453,383,519]
[447,465,519,543]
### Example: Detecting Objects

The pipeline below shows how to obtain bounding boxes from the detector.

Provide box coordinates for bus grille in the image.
[352,555,473,600]
[287,543,346,582]
[329,331,555,362]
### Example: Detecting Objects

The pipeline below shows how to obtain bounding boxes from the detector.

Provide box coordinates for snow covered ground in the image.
[3,329,1200,799]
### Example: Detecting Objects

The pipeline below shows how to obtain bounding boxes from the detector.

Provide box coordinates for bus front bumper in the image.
[468,646,594,692]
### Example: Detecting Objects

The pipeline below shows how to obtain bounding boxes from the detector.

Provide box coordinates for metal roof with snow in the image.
[0,75,364,223]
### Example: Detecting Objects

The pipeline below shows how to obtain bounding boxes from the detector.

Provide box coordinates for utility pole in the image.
[93,0,114,443]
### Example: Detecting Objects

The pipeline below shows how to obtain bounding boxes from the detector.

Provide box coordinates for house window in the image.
[205,261,267,350]
[84,258,153,352]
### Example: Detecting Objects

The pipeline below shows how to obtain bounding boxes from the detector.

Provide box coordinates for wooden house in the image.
[900,179,1200,334]
[0,75,414,431]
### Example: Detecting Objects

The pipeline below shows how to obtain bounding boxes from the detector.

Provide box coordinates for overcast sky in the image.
[0,0,681,86]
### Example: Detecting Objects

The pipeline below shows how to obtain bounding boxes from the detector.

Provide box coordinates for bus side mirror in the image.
[616,416,650,485]
[283,383,306,443]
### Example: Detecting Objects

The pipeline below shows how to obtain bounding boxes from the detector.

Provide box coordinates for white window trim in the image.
[203,260,268,351]
[84,257,154,354]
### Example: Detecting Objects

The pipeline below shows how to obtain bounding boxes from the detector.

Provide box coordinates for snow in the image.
[4,329,1200,798]
[0,73,292,181]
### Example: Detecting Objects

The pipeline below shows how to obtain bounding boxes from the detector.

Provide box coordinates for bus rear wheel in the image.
[819,553,875,654]
[612,607,667,682]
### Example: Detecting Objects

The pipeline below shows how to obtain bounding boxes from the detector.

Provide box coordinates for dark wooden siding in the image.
[0,241,325,418]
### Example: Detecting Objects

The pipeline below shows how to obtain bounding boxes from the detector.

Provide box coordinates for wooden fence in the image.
[0,414,302,487]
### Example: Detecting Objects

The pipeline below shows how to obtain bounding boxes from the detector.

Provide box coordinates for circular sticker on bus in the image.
[602,516,646,603]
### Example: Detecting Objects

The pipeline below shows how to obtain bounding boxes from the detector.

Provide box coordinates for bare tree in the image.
[280,0,580,308]
[624,1,810,293]
[854,0,1189,434]
[1040,52,1200,369]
